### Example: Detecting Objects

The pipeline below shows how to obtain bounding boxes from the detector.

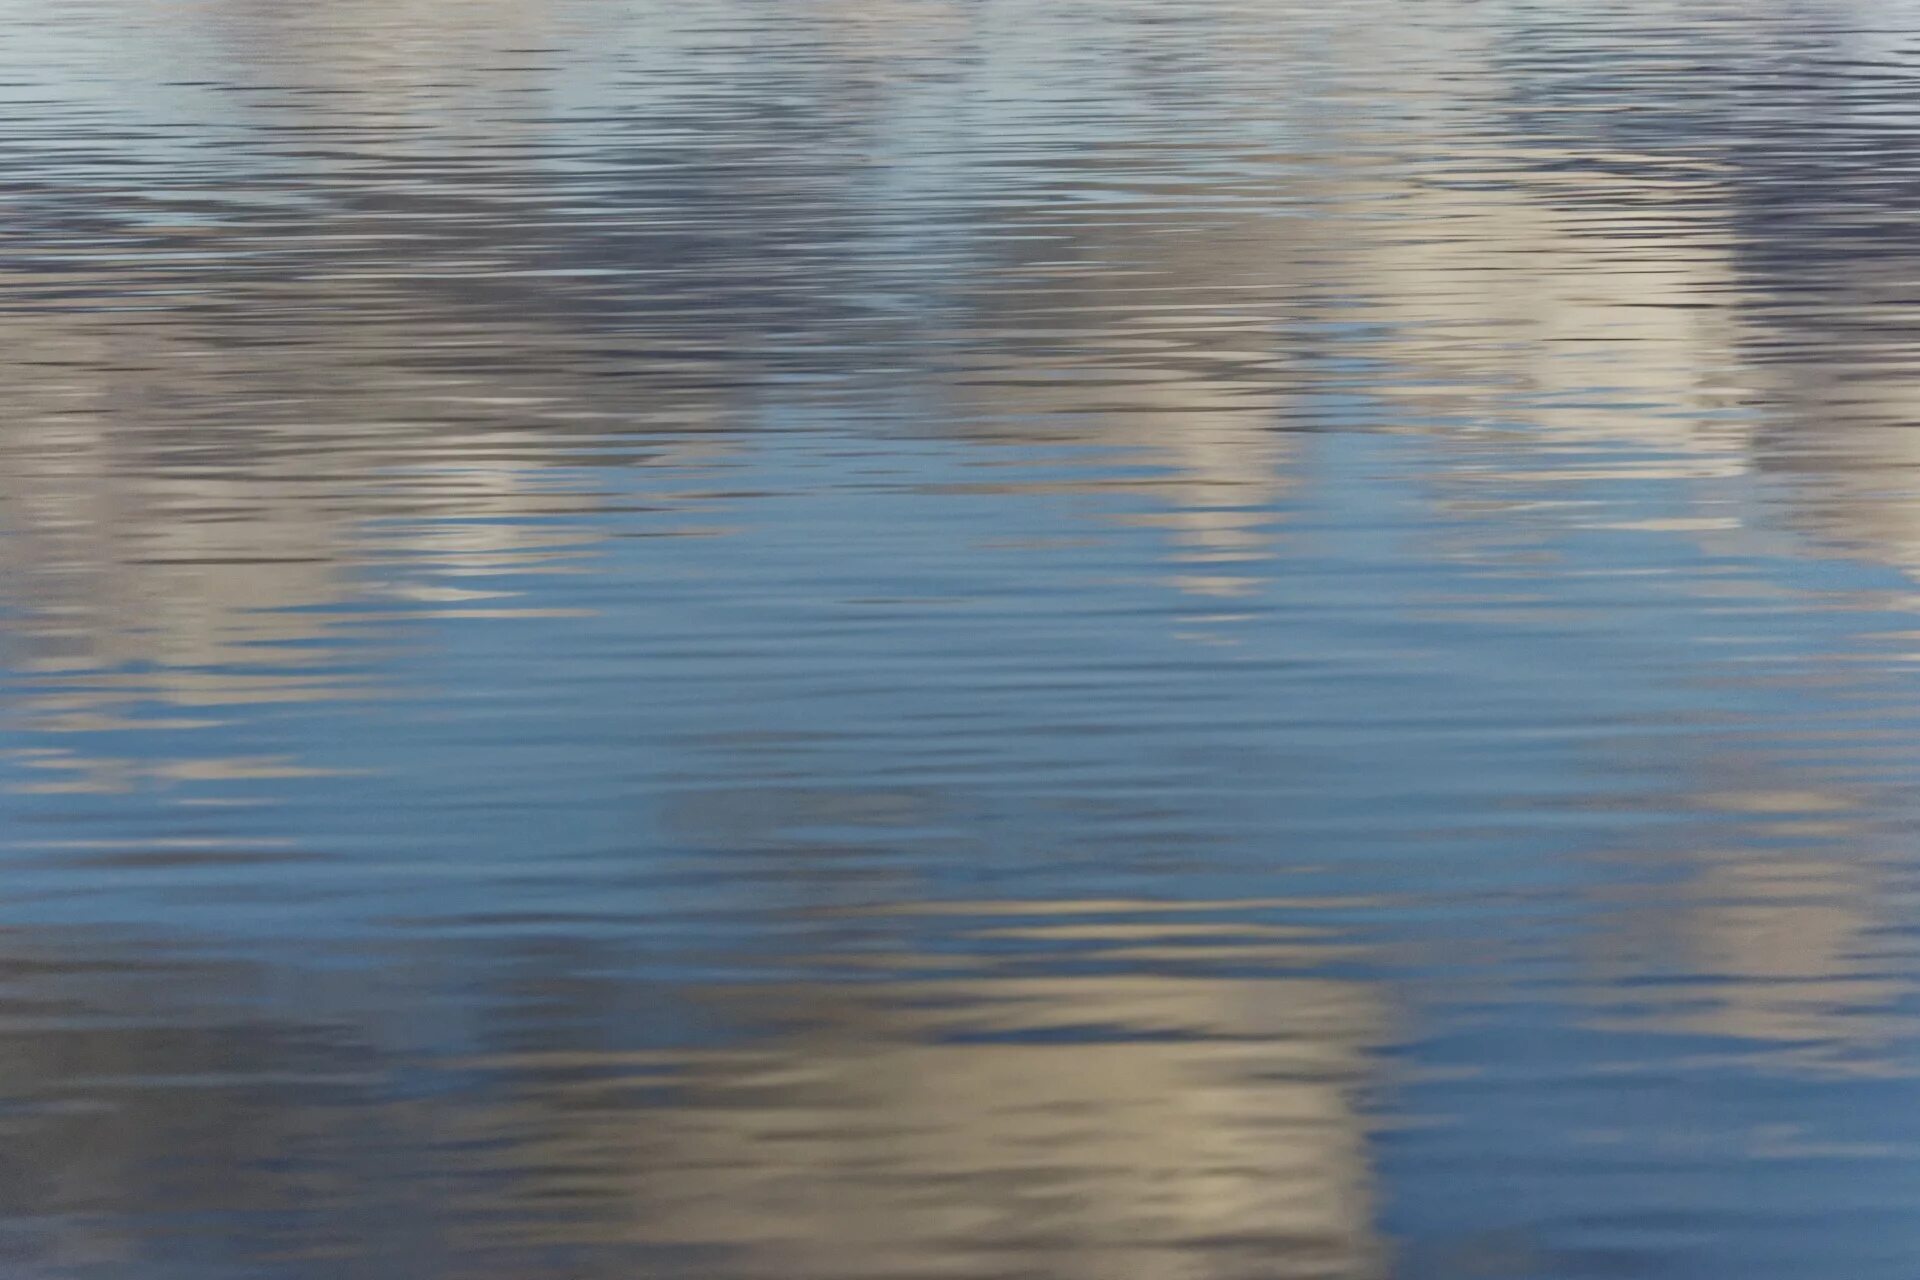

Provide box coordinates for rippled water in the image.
[5,0,1920,1275]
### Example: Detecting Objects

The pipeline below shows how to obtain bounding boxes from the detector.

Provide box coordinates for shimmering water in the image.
[5,0,1920,1275]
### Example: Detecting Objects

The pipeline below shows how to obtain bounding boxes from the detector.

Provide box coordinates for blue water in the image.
[2,1,1920,1276]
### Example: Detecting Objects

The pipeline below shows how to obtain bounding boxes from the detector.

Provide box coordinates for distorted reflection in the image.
[462,966,1383,1280]
[5,0,1920,1278]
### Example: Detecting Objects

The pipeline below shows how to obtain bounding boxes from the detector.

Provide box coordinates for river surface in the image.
[4,1,1920,1276]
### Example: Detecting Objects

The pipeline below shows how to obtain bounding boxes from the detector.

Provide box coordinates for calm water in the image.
[5,1,1920,1276]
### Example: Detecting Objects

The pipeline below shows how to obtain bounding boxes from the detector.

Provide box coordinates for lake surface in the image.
[4,0,1920,1275]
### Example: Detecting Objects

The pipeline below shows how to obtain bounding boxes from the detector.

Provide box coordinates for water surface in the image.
[4,1,1920,1276]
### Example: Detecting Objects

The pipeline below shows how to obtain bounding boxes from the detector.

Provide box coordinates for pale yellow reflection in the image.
[479,768,1386,1276]
[1588,853,1905,1068]
[937,280,1298,601]
[1339,167,1749,473]
[0,301,728,736]
[461,969,1388,1280]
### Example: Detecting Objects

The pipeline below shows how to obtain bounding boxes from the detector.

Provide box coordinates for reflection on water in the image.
[5,0,1920,1276]
[462,967,1382,1280]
